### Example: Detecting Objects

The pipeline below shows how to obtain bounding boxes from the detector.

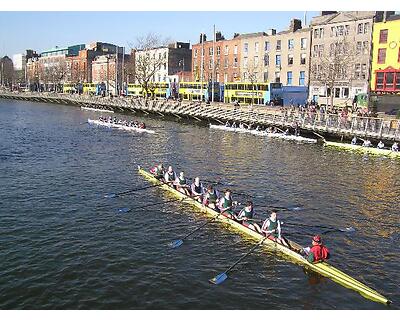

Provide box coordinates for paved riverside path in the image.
[1,91,400,142]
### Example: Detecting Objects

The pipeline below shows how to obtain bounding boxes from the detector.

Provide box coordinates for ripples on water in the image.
[0,99,399,309]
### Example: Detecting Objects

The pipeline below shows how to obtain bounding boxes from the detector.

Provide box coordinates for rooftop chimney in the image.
[266,29,276,36]
[199,33,207,43]
[289,19,302,32]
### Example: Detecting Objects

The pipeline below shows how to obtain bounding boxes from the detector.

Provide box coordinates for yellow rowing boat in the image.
[324,141,400,158]
[138,166,391,305]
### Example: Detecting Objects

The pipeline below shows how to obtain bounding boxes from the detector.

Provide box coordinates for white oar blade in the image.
[117,207,131,213]
[340,227,355,232]
[209,273,228,285]
[105,193,116,198]
[169,239,183,248]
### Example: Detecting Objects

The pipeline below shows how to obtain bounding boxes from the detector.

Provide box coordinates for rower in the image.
[351,136,357,145]
[218,189,236,218]
[225,121,231,127]
[175,172,190,195]
[232,122,237,128]
[377,140,385,149]
[302,235,330,263]
[203,184,220,210]
[190,177,204,202]
[236,201,263,232]
[260,211,290,247]
[239,123,244,129]
[150,163,164,179]
[164,166,177,188]
[139,122,146,129]
[392,142,399,152]
[362,139,372,147]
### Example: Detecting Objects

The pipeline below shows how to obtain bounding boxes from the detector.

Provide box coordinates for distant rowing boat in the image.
[210,124,317,144]
[324,141,400,158]
[81,106,114,113]
[138,166,391,305]
[88,119,155,134]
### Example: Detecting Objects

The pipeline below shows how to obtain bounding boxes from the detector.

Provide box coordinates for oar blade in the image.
[340,226,355,232]
[209,272,228,285]
[169,239,184,248]
[117,207,131,213]
[105,193,117,198]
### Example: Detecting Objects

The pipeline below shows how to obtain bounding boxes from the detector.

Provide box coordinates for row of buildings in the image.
[3,10,400,110]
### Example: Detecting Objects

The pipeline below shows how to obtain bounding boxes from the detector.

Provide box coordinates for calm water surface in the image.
[0,99,399,309]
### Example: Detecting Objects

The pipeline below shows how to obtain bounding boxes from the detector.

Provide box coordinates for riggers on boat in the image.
[88,119,155,134]
[138,166,391,305]
[324,141,400,158]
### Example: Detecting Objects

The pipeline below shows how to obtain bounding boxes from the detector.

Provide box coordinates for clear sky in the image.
[0,11,320,57]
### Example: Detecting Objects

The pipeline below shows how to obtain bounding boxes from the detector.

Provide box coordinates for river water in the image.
[0,99,399,310]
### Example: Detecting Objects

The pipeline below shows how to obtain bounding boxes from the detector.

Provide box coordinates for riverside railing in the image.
[1,92,400,141]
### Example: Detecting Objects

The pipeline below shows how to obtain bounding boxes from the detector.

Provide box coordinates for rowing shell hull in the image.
[210,124,317,144]
[81,106,114,113]
[88,119,155,134]
[324,141,400,158]
[138,167,390,305]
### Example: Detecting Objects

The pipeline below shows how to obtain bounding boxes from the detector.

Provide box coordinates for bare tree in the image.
[242,56,263,105]
[310,36,356,108]
[127,33,172,99]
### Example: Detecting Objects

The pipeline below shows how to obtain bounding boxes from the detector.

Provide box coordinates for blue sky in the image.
[0,11,320,56]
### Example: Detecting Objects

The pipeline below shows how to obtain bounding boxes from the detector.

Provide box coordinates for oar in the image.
[169,214,221,248]
[284,221,355,233]
[209,237,267,285]
[105,183,164,198]
[139,197,186,209]
[313,131,326,143]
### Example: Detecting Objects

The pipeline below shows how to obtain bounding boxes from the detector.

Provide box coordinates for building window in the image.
[357,23,363,34]
[378,48,386,64]
[194,49,198,58]
[300,38,307,50]
[276,40,281,51]
[379,29,388,44]
[217,46,221,56]
[376,72,384,89]
[361,63,367,79]
[375,70,400,92]
[224,45,229,55]
[244,43,248,56]
[364,22,370,34]
[255,42,259,54]
[275,54,281,66]
[209,47,213,56]
[234,45,238,55]
[264,54,269,66]
[287,71,293,85]
[265,41,270,51]
[300,53,306,65]
[233,56,238,68]
[275,71,280,83]
[288,54,293,65]
[244,57,248,68]
[263,71,268,82]
[356,41,362,54]
[299,71,305,85]
[288,39,294,50]
[224,58,228,68]
[354,63,361,79]
[209,60,212,69]
[363,41,369,54]
[254,56,259,67]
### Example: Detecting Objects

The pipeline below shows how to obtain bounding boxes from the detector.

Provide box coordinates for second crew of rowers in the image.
[392,142,399,152]
[164,166,177,187]
[175,172,190,195]
[377,140,385,149]
[203,184,220,210]
[191,177,204,202]
[260,211,290,247]
[218,189,236,217]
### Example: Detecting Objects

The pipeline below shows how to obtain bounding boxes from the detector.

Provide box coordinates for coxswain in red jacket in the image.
[304,235,330,263]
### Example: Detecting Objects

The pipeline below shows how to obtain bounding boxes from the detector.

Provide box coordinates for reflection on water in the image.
[0,99,399,309]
